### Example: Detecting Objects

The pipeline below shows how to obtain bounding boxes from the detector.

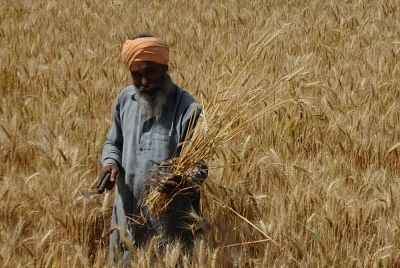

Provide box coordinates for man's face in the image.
[130,61,167,94]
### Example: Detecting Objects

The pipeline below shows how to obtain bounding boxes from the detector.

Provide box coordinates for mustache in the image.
[140,83,161,91]
[136,73,168,93]
[138,81,165,94]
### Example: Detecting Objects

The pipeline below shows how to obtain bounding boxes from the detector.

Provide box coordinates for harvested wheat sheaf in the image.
[143,56,306,217]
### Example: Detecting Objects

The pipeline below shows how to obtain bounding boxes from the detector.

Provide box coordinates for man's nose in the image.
[141,76,149,88]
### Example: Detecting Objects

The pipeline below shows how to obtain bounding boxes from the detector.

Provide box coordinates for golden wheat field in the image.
[1,0,400,267]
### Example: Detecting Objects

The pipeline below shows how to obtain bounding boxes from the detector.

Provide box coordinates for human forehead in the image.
[130,61,161,72]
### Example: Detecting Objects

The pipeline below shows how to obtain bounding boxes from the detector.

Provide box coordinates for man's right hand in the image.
[97,164,119,193]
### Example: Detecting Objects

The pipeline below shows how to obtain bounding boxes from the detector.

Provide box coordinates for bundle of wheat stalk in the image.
[143,52,307,218]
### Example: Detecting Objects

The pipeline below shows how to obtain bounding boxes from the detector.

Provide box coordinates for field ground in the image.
[1,0,400,267]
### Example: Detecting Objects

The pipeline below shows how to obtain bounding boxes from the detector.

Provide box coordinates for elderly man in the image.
[98,34,207,265]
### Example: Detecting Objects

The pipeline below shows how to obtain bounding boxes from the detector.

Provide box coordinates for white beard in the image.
[135,86,169,121]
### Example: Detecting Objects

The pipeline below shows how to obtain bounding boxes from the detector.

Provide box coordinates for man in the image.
[98,34,207,265]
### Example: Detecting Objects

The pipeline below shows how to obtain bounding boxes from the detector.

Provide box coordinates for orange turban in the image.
[121,37,169,70]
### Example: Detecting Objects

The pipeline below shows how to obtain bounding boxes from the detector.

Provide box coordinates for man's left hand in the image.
[157,175,181,194]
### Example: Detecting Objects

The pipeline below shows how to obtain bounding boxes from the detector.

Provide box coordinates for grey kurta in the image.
[102,78,203,263]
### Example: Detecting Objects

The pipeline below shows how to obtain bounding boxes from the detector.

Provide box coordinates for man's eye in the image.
[145,66,161,75]
[144,69,155,76]
[131,72,141,78]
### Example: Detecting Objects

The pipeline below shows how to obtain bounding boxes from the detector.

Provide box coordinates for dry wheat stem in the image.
[217,238,273,249]
[226,28,285,93]
[209,193,279,247]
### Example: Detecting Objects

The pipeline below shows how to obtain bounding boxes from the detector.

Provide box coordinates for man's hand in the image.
[158,174,182,194]
[97,164,119,193]
[154,160,207,194]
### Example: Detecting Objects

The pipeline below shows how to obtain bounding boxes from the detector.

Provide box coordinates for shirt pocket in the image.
[150,132,178,163]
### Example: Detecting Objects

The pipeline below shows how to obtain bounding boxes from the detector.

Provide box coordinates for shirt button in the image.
[140,147,143,151]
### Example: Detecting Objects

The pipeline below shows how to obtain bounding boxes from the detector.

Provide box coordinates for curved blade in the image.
[82,191,97,199]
